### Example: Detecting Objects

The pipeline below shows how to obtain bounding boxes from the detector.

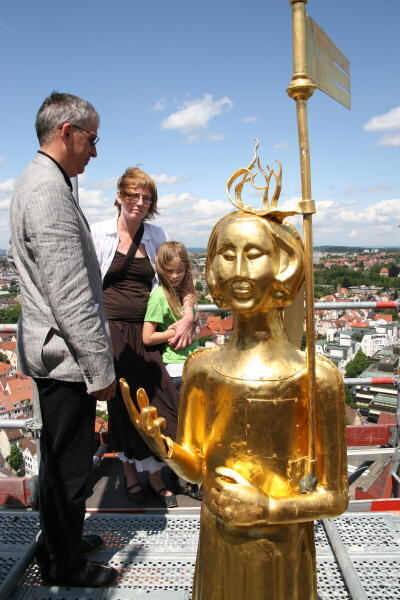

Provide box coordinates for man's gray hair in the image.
[35,91,100,144]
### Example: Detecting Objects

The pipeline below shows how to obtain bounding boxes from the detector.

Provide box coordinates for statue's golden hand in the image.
[207,467,269,527]
[119,379,171,459]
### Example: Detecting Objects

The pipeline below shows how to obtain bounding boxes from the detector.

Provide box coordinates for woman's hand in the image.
[119,380,171,459]
[169,314,194,350]
[207,467,269,527]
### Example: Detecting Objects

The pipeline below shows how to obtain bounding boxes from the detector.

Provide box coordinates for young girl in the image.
[143,241,199,389]
[143,241,202,500]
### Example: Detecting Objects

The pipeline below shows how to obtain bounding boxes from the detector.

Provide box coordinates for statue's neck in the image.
[212,307,304,381]
[229,308,288,351]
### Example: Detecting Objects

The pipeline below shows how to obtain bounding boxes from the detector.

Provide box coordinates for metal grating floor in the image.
[0,510,399,599]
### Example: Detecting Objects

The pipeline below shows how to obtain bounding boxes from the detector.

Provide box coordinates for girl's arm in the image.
[142,321,175,346]
[169,279,196,350]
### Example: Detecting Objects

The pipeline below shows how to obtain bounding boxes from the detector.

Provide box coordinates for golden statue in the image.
[120,146,348,600]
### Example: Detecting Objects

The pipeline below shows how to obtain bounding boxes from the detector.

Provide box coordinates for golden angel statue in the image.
[120,148,348,600]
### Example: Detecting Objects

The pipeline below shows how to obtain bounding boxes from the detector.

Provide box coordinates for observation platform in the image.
[0,457,399,600]
[1,509,399,599]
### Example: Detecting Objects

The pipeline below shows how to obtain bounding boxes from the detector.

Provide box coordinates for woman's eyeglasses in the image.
[121,193,153,206]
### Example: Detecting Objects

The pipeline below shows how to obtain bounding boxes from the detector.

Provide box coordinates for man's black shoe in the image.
[43,561,118,588]
[80,534,104,556]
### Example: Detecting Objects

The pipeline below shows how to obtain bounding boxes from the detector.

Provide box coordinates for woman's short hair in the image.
[35,91,99,144]
[115,167,159,220]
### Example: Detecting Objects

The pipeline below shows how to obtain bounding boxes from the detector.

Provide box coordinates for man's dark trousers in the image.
[35,379,96,581]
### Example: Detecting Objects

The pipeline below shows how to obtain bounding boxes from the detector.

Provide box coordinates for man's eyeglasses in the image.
[121,193,153,206]
[72,124,100,146]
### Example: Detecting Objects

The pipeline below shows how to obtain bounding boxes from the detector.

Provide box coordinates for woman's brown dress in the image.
[103,251,178,459]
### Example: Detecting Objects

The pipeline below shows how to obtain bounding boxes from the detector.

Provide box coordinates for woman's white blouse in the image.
[91,215,169,286]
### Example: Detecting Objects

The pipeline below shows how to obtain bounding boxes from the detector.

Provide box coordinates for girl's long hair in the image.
[156,241,194,318]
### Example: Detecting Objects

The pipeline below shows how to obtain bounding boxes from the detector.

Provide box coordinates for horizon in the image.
[1,0,399,248]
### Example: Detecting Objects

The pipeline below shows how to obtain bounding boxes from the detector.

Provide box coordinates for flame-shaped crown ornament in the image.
[226,140,301,222]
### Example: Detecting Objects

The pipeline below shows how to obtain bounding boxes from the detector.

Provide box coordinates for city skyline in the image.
[0,0,399,249]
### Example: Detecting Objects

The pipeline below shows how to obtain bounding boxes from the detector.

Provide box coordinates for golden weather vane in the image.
[286,0,351,491]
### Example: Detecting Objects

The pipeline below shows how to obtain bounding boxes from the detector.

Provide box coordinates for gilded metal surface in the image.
[287,0,317,485]
[120,203,348,599]
[297,199,316,215]
[306,16,351,109]
[226,140,300,221]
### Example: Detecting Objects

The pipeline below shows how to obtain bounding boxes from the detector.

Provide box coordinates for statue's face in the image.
[212,217,277,312]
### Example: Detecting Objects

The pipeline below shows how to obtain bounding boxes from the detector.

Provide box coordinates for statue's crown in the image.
[226,140,300,222]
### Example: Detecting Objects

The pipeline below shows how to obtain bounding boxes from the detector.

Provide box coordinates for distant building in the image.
[352,345,400,419]
[0,375,32,420]
[0,428,24,460]
[20,439,38,476]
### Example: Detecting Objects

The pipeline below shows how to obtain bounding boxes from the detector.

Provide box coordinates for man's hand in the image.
[90,380,116,402]
[169,315,194,350]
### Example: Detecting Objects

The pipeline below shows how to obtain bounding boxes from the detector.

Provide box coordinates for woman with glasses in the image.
[91,167,194,507]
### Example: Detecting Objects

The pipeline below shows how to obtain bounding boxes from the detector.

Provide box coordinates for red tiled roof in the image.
[221,316,233,332]
[5,429,24,441]
[206,316,221,329]
[19,438,37,455]
[0,376,32,412]
[374,313,393,322]
[0,363,12,376]
[198,326,213,338]
[377,413,397,425]
[0,341,16,352]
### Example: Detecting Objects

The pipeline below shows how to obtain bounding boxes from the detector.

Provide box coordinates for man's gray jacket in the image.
[9,152,115,393]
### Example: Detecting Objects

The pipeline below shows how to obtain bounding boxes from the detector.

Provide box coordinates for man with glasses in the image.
[9,92,117,587]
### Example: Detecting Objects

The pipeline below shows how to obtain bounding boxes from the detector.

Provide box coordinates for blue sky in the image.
[1,0,399,249]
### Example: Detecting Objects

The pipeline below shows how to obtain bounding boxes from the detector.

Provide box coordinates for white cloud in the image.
[364,106,400,132]
[151,173,188,185]
[79,187,111,208]
[0,196,11,210]
[274,141,289,151]
[0,156,4,164]
[242,116,257,123]
[364,107,400,146]
[363,183,393,193]
[75,186,117,223]
[0,179,15,193]
[155,191,232,246]
[194,198,227,216]
[151,98,166,111]
[343,186,358,195]
[158,192,193,209]
[207,133,224,142]
[161,94,233,138]
[95,176,118,190]
[378,134,400,147]
[337,198,400,224]
[303,194,400,246]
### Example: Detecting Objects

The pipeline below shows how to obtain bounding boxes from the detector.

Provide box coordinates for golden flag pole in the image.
[287,0,318,491]
[286,0,350,490]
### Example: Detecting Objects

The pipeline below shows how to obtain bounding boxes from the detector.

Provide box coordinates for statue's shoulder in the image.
[183,346,219,376]
[315,354,343,387]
